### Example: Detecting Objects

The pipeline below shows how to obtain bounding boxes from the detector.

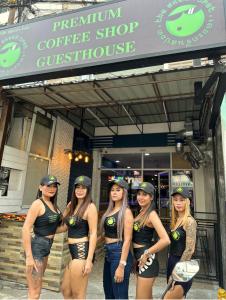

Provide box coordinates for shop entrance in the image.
[158,171,170,219]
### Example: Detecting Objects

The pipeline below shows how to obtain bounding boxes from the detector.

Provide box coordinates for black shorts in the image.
[167,255,192,296]
[69,241,93,261]
[31,235,53,261]
[134,246,159,278]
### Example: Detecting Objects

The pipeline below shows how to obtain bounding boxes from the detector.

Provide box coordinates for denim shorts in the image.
[31,235,53,261]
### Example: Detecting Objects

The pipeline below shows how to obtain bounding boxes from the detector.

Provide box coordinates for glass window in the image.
[101,153,142,169]
[7,103,33,151]
[23,156,49,206]
[143,153,170,169]
[30,112,53,157]
[100,170,142,213]
[0,167,10,196]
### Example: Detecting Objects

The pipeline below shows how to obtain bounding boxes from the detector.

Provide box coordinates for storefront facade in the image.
[0,0,226,289]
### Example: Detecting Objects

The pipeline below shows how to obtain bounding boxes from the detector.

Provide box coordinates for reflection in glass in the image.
[100,170,142,214]
[144,153,170,169]
[0,167,10,196]
[101,153,142,169]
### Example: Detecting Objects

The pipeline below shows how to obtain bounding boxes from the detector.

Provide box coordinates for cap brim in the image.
[47,181,60,186]
[134,187,154,195]
[171,192,188,198]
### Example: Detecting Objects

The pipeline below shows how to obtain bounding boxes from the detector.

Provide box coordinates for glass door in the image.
[158,171,170,218]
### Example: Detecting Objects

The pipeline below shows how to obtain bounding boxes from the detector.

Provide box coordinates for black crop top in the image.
[169,226,186,256]
[104,211,119,239]
[132,220,155,245]
[66,215,89,238]
[34,199,61,236]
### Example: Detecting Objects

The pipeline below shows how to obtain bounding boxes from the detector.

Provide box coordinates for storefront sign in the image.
[0,0,226,84]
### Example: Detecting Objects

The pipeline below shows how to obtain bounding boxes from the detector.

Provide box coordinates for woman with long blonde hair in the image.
[100,179,133,299]
[164,187,197,300]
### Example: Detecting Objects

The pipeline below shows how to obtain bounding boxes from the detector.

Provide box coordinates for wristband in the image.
[119,260,127,267]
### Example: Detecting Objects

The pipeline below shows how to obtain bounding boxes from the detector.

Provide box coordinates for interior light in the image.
[75,156,79,162]
[84,156,90,163]
[115,160,120,163]
[68,152,73,160]
[144,153,150,156]
[127,166,131,169]
[78,153,83,160]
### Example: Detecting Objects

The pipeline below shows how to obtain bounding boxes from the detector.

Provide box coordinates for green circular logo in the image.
[166,5,205,37]
[133,222,140,232]
[107,216,115,226]
[69,217,75,226]
[154,1,215,47]
[172,230,180,241]
[0,42,22,68]
[0,35,27,74]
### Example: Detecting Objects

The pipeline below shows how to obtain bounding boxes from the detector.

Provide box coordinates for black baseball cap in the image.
[74,175,91,188]
[109,179,129,190]
[171,187,191,199]
[40,175,60,186]
[135,182,155,195]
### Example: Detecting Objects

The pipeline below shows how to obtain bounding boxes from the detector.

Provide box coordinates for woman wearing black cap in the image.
[164,187,197,300]
[22,175,61,300]
[59,175,98,299]
[100,179,134,299]
[133,182,170,299]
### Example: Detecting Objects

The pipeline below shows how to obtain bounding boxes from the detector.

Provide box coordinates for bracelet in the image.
[119,260,127,267]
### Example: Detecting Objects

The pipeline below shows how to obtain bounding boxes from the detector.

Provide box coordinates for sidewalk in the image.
[0,255,219,299]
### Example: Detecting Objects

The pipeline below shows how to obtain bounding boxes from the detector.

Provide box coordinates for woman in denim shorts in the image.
[100,179,134,299]
[22,175,61,299]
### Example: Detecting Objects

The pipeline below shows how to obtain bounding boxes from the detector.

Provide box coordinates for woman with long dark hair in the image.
[22,175,61,300]
[59,175,98,299]
[164,187,197,300]
[133,182,170,299]
[100,179,134,299]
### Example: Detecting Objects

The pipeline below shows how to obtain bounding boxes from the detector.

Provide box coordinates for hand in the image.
[170,281,176,291]
[114,266,125,283]
[82,259,93,276]
[25,256,38,274]
[138,253,148,268]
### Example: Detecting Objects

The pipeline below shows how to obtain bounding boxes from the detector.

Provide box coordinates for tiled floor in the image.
[0,255,219,299]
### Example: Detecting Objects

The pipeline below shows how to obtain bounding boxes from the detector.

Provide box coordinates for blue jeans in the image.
[103,242,133,299]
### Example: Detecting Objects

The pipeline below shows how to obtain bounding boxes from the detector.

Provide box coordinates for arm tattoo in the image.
[180,218,197,262]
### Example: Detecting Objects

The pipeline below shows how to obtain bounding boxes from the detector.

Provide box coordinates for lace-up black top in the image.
[169,226,186,256]
[34,199,61,236]
[104,211,119,238]
[66,215,89,238]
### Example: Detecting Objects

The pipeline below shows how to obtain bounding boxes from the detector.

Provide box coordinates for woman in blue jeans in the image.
[100,179,134,299]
